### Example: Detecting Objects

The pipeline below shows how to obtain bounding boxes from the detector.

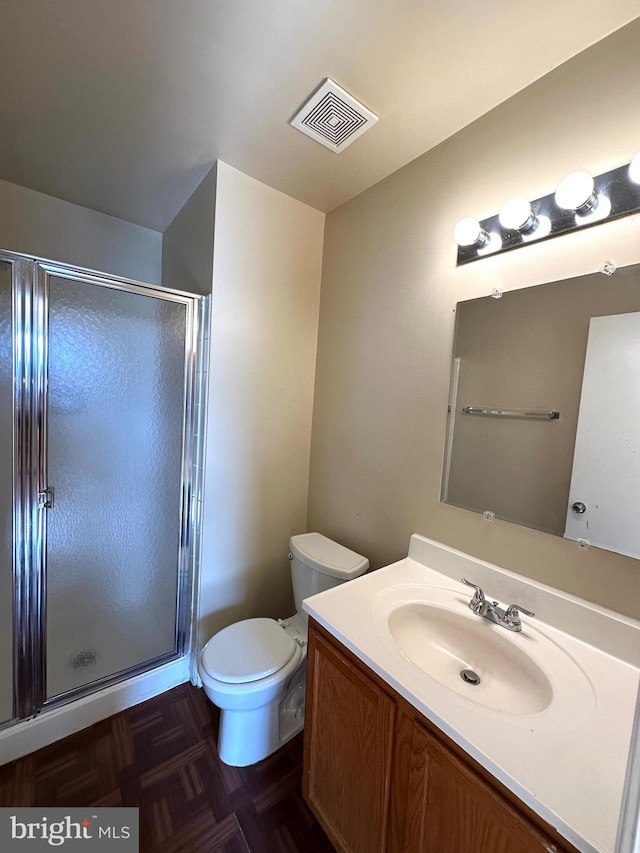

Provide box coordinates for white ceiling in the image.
[0,0,639,232]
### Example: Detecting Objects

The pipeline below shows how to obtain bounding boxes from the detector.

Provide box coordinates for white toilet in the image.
[198,532,369,766]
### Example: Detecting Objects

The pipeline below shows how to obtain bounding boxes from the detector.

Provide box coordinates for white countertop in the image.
[302,534,640,853]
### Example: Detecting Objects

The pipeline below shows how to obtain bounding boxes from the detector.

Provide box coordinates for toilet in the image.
[198,532,369,766]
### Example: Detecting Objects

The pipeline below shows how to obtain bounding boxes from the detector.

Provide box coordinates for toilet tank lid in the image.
[289,532,369,579]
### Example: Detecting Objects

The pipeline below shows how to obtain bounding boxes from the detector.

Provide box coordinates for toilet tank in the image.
[289,532,369,616]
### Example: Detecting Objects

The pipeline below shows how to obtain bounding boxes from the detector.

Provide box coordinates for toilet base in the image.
[211,659,307,767]
[216,695,305,767]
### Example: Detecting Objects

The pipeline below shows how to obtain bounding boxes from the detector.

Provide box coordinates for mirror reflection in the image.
[442,262,640,560]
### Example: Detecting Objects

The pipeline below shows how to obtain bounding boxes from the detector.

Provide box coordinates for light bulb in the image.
[629,151,640,184]
[554,171,597,213]
[453,217,489,247]
[498,197,535,232]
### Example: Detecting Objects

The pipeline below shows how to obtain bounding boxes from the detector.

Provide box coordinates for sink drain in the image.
[460,669,480,685]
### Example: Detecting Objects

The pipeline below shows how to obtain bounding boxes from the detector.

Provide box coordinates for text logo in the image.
[1,808,138,850]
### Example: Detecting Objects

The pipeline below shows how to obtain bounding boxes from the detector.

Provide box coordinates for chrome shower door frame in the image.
[4,252,41,722]
[2,249,204,720]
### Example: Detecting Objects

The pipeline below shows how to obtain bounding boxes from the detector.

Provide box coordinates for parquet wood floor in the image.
[0,683,335,852]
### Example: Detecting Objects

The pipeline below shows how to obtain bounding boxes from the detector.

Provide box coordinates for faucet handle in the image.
[504,603,535,619]
[462,577,483,594]
[461,578,486,613]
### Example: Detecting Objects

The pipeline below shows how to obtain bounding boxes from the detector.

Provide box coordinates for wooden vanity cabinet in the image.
[302,624,396,853]
[303,619,578,853]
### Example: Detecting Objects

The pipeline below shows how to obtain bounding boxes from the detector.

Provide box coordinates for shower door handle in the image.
[37,487,54,509]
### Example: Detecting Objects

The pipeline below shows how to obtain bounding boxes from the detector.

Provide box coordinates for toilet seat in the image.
[200,617,297,684]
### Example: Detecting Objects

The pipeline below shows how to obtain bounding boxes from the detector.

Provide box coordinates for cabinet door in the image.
[303,626,396,853]
[393,712,570,853]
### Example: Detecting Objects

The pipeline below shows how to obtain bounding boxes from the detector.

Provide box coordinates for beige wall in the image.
[308,20,640,619]
[0,178,162,283]
[198,162,325,647]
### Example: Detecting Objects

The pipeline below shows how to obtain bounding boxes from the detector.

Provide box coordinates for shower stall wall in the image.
[0,250,203,730]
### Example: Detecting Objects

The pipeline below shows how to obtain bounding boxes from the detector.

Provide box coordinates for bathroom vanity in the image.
[304,620,576,852]
[302,535,640,853]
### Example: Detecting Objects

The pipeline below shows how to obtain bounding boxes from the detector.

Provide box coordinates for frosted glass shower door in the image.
[0,261,13,723]
[45,274,189,699]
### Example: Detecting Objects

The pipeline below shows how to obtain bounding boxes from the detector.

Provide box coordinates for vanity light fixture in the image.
[455,150,640,265]
[453,217,491,248]
[554,171,598,214]
[498,197,536,232]
[629,150,640,184]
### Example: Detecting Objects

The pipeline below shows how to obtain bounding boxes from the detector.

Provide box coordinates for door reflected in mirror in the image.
[441,262,640,560]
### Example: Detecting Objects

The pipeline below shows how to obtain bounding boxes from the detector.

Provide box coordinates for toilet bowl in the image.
[198,533,368,767]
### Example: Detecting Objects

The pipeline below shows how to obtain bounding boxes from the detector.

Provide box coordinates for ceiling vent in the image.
[290,78,378,153]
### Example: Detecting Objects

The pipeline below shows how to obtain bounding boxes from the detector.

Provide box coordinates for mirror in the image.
[441,262,640,560]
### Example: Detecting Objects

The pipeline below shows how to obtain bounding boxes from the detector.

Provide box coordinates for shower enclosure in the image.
[0,249,203,728]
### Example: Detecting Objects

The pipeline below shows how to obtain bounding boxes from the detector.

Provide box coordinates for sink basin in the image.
[373,585,596,720]
[388,602,552,715]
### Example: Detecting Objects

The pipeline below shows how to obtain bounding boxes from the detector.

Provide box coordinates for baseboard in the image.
[0,657,190,766]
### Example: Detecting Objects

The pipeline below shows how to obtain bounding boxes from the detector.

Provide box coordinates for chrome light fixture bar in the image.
[454,153,640,265]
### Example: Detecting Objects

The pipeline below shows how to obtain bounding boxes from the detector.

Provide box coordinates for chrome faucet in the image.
[461,578,534,632]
